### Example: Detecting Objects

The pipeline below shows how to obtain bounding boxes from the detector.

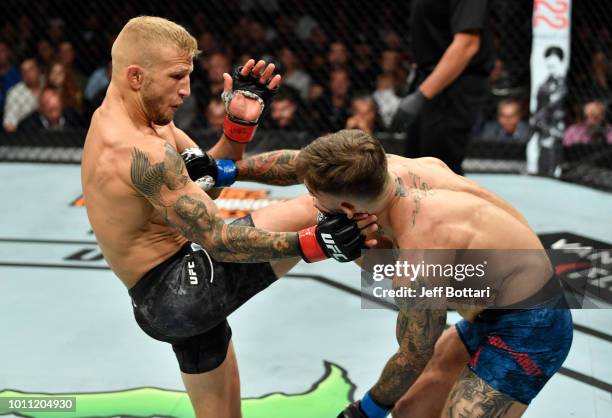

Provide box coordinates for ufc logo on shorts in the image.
[187,261,198,285]
[321,233,349,261]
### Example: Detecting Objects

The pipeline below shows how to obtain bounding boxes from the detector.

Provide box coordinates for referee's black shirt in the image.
[410,0,494,76]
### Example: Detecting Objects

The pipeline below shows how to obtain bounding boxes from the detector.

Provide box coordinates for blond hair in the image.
[111,16,199,76]
[296,129,388,200]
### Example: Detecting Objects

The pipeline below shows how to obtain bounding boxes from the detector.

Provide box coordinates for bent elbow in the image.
[455,32,481,58]
[464,37,481,59]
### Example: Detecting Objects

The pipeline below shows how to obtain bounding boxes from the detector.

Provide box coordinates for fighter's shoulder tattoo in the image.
[394,176,408,198]
[129,145,300,262]
[130,143,189,205]
[398,171,436,228]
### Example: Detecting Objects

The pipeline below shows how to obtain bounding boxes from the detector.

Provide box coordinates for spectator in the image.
[84,61,111,103]
[205,97,226,131]
[373,72,401,129]
[310,67,352,133]
[178,50,230,131]
[294,11,319,42]
[246,18,274,60]
[0,21,18,47]
[197,31,221,54]
[269,14,299,51]
[592,50,610,89]
[351,36,379,92]
[264,86,311,132]
[14,15,34,60]
[328,41,349,69]
[580,50,611,100]
[46,61,82,110]
[189,97,226,131]
[303,25,328,87]
[489,58,512,93]
[383,30,403,51]
[379,49,407,87]
[229,16,255,58]
[3,58,43,132]
[191,12,209,35]
[476,58,513,130]
[36,39,55,75]
[345,95,383,134]
[564,100,612,145]
[0,41,21,119]
[47,18,66,45]
[78,13,108,75]
[205,52,231,98]
[278,46,311,100]
[17,87,82,132]
[481,99,529,142]
[58,41,87,91]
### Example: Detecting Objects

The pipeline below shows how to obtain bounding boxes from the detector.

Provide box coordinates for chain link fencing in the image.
[0,0,610,189]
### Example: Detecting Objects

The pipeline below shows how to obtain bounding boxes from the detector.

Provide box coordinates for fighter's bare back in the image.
[377,155,551,306]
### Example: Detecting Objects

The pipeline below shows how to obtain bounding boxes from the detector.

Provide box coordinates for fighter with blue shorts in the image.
[275,130,575,418]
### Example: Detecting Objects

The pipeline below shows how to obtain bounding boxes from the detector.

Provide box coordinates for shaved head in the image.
[111,16,199,78]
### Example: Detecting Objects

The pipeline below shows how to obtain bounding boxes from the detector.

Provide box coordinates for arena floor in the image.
[1,162,611,418]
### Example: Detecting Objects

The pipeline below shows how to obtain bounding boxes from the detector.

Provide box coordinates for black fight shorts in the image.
[128,215,278,374]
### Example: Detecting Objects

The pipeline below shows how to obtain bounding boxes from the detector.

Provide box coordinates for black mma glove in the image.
[221,65,278,143]
[338,392,392,418]
[337,401,369,418]
[392,89,428,130]
[297,213,365,263]
[180,148,237,191]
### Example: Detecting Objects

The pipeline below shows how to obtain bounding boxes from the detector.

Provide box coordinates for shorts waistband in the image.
[128,242,192,301]
[478,275,567,320]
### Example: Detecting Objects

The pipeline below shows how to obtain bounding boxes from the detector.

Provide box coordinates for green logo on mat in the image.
[0,362,354,418]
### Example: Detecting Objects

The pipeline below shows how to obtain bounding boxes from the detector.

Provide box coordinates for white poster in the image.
[526,0,572,176]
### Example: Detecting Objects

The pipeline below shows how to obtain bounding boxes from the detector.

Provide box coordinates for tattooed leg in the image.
[249,194,319,277]
[443,368,527,418]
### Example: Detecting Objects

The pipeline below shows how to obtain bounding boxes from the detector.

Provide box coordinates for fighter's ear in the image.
[126,65,144,91]
[340,202,356,219]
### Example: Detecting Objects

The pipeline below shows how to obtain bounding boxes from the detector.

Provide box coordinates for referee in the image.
[394,0,494,175]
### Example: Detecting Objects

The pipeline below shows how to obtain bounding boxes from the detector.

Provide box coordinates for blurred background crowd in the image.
[0,0,610,186]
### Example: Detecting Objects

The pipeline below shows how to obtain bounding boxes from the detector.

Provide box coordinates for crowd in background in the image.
[0,0,610,146]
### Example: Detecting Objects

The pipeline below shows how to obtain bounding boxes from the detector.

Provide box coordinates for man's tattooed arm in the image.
[369,309,447,407]
[235,150,300,185]
[130,144,301,262]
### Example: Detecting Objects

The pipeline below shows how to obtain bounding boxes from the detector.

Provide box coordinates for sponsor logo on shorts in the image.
[187,261,198,285]
[190,243,215,284]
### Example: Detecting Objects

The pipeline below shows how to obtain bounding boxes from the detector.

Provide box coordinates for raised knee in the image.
[392,396,412,418]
